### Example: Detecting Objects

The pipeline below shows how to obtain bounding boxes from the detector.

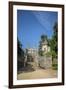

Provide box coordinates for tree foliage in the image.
[50,22,58,58]
[41,35,48,42]
[17,38,24,57]
[17,38,25,70]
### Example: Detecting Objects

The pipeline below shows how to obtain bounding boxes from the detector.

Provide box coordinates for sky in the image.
[17,10,58,49]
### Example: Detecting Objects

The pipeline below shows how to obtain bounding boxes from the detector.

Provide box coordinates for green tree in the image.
[50,22,58,59]
[17,38,25,70]
[41,35,47,42]
[17,38,24,57]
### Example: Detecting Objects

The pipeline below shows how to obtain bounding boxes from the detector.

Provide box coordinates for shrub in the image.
[52,63,58,70]
[45,52,52,57]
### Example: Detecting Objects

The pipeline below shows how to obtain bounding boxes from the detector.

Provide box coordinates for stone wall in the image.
[38,56,52,69]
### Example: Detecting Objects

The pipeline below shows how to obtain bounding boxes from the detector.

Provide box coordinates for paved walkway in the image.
[17,68,57,80]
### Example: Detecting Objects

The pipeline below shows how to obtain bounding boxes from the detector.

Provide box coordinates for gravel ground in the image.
[17,68,57,80]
